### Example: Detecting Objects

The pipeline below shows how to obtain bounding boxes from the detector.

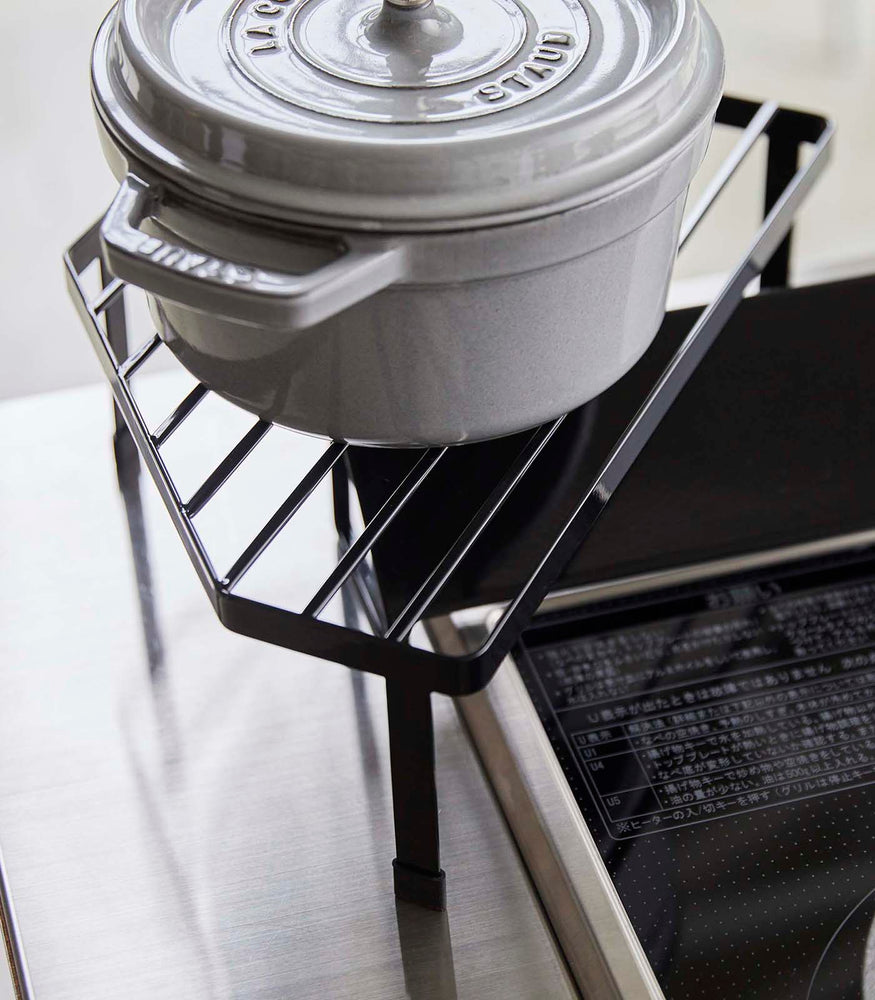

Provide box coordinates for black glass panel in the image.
[518,551,875,1000]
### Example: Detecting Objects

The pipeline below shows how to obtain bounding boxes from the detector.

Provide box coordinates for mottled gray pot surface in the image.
[152,195,687,446]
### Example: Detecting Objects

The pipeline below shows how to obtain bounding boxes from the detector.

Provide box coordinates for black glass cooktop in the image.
[517,548,875,1000]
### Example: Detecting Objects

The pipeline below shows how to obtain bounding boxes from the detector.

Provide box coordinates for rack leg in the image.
[386,682,446,911]
[331,461,352,546]
[762,130,800,289]
[99,259,136,486]
[100,260,164,676]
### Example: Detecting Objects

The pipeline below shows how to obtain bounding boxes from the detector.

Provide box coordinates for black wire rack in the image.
[65,96,832,909]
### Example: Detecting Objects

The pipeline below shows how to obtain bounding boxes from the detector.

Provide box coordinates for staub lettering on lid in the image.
[476,32,575,103]
[226,0,589,122]
[244,0,296,53]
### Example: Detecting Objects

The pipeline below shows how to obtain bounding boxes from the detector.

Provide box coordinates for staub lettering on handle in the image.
[135,236,254,285]
[476,32,575,103]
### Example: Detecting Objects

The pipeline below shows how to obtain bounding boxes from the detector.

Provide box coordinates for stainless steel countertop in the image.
[0,374,577,1000]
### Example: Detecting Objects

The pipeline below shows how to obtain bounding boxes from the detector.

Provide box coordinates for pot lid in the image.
[92,0,723,229]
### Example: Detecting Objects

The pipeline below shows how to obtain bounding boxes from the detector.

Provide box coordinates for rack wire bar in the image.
[91,276,125,316]
[64,96,833,910]
[152,383,209,447]
[223,441,349,589]
[384,417,567,642]
[331,466,391,634]
[304,447,448,619]
[118,333,161,380]
[186,421,271,518]
[679,99,779,246]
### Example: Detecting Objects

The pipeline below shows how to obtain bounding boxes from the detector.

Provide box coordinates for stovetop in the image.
[517,548,875,999]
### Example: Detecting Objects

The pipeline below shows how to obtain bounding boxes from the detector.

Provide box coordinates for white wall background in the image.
[2,0,121,401]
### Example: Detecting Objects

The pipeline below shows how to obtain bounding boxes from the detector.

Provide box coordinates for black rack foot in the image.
[393,860,447,911]
[386,683,446,910]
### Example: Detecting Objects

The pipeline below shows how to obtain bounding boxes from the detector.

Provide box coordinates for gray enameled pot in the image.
[93,0,724,446]
[101,130,703,445]
[152,197,688,446]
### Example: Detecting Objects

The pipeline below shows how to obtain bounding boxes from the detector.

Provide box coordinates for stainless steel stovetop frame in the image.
[64,96,833,911]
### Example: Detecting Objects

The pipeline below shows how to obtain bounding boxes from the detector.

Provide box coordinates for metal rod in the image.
[349,558,389,635]
[761,122,801,288]
[748,113,833,275]
[115,428,166,676]
[186,421,271,518]
[331,458,391,633]
[152,384,209,447]
[118,333,162,380]
[385,419,565,641]
[100,255,166,678]
[0,842,35,1000]
[386,681,446,910]
[91,277,125,315]
[479,113,835,665]
[332,461,352,546]
[67,219,102,275]
[99,260,130,392]
[680,100,780,248]
[304,448,447,619]
[222,442,348,590]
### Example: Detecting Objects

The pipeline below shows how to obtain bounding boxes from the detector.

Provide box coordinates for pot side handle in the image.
[99,175,406,330]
